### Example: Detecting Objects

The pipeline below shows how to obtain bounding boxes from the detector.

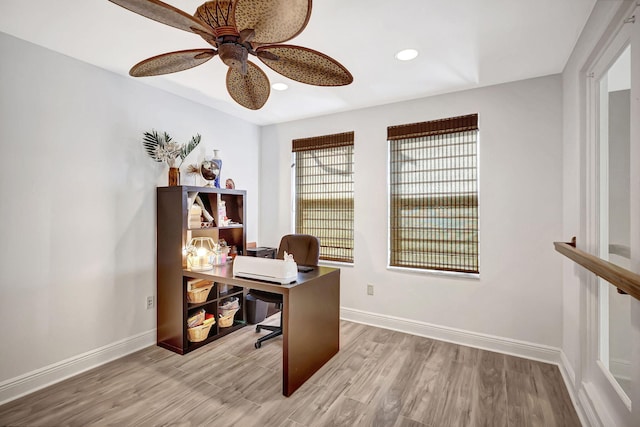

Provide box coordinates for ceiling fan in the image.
[107,0,353,110]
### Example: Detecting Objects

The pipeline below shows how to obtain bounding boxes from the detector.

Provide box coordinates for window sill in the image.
[319,260,354,268]
[386,265,480,280]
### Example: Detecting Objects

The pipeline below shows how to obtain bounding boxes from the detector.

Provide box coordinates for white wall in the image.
[0,33,260,389]
[260,75,564,348]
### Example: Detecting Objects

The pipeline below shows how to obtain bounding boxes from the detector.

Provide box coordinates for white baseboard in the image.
[558,351,593,427]
[578,386,600,427]
[0,329,156,406]
[340,307,560,364]
[559,350,576,388]
[579,381,620,427]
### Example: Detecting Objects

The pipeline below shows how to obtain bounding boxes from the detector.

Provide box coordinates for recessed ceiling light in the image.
[395,49,418,61]
[272,82,289,91]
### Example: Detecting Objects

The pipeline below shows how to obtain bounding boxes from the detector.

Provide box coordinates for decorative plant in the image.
[185,163,201,185]
[142,130,201,168]
[186,163,200,176]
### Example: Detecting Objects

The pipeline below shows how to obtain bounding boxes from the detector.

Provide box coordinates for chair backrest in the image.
[276,234,320,266]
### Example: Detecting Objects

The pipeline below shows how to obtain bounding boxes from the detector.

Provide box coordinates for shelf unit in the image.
[157,185,247,354]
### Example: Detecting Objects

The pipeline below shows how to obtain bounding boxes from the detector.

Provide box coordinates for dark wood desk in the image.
[183,264,341,396]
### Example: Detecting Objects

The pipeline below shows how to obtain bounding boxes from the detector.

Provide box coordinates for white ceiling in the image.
[0,0,596,126]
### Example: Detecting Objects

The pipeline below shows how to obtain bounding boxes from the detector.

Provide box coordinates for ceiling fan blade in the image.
[256,45,353,86]
[130,49,217,77]
[234,0,311,44]
[108,0,214,36]
[226,61,270,110]
[238,29,255,44]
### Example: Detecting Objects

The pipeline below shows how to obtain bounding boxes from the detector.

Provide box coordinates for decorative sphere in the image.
[200,159,220,183]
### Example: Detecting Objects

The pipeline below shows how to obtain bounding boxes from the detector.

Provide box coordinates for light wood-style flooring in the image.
[0,319,581,426]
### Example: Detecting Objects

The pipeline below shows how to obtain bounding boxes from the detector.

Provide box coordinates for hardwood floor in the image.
[0,320,581,426]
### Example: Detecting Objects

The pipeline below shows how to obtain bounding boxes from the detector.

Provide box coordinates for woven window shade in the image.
[293,132,354,263]
[388,114,479,273]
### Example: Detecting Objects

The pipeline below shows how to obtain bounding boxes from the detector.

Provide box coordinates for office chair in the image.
[249,234,320,349]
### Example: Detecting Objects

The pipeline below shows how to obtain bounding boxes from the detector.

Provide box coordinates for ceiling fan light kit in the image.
[107,0,353,110]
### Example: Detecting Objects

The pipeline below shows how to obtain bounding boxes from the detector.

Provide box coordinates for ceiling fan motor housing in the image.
[218,42,248,74]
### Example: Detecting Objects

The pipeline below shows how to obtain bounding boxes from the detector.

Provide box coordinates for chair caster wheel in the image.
[255,342,261,349]
[255,326,261,333]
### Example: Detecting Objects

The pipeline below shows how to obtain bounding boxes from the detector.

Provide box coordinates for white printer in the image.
[232,255,298,284]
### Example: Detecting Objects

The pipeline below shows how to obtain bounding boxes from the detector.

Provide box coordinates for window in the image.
[293,131,354,263]
[388,114,479,273]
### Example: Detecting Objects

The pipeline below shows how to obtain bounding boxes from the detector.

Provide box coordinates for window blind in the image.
[293,131,354,263]
[388,114,479,273]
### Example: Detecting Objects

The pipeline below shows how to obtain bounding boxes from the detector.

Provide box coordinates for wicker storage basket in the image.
[219,297,240,316]
[187,284,213,303]
[187,309,205,328]
[187,317,215,342]
[218,309,239,328]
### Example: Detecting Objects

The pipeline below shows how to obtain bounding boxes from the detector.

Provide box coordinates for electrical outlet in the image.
[367,284,374,296]
[146,296,155,309]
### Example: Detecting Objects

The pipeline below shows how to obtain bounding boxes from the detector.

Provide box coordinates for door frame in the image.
[580,2,638,425]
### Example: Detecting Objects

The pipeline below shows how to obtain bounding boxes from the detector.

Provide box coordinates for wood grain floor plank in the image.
[279,418,307,427]
[344,329,424,407]
[65,366,213,426]
[287,382,351,425]
[394,415,430,427]
[241,382,319,427]
[428,360,477,426]
[304,327,380,389]
[154,388,259,427]
[342,340,397,404]
[313,396,369,427]
[0,353,157,426]
[530,362,582,427]
[469,350,508,427]
[398,339,460,423]
[505,353,532,374]
[339,320,368,345]
[372,335,441,424]
[361,341,414,425]
[506,368,547,426]
[211,360,280,405]
[0,321,580,427]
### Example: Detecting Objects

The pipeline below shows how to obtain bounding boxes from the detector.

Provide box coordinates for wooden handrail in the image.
[554,239,640,301]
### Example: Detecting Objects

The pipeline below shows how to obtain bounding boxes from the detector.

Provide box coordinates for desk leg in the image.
[282,269,340,396]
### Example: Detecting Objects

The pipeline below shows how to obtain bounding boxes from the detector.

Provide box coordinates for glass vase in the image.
[212,149,222,188]
[200,149,222,187]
